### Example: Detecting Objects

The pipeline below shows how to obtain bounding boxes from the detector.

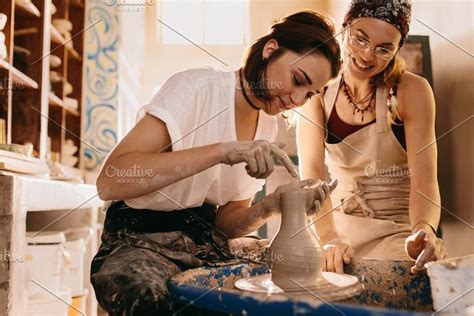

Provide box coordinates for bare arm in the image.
[297,96,338,242]
[297,96,354,273]
[215,199,267,239]
[398,72,446,271]
[97,114,298,201]
[215,179,332,239]
[96,114,224,201]
[399,73,441,232]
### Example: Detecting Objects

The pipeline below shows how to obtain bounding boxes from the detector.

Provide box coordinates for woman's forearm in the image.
[97,143,224,200]
[301,159,340,243]
[313,198,340,242]
[409,180,441,233]
[215,202,270,239]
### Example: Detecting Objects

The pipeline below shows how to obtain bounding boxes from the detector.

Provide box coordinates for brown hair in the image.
[376,53,405,88]
[241,10,341,101]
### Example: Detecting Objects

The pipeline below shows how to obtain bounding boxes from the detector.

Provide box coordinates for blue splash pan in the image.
[168,258,432,315]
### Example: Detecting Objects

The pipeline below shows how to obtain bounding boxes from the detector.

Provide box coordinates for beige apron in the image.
[323,76,413,261]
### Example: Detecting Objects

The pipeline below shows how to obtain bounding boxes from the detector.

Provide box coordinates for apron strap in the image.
[376,84,389,133]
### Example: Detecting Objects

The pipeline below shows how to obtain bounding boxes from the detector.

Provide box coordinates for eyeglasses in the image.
[348,29,398,60]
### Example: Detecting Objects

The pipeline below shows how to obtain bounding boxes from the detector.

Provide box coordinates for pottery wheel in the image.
[235,272,362,301]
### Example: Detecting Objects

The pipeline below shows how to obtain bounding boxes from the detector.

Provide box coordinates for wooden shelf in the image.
[2,0,85,173]
[48,92,80,116]
[70,0,85,8]
[69,48,82,61]
[66,108,80,116]
[48,91,65,107]
[50,25,82,61]
[15,0,41,17]
[14,27,38,36]
[50,24,66,44]
[0,58,39,89]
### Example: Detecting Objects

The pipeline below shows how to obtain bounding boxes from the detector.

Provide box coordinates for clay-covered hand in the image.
[323,237,354,274]
[221,140,298,179]
[305,179,337,216]
[405,229,448,274]
[261,179,337,217]
[228,237,271,257]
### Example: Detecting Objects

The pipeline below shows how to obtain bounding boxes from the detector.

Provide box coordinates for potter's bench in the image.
[168,258,432,315]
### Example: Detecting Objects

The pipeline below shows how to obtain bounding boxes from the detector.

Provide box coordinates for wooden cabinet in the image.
[0,0,85,168]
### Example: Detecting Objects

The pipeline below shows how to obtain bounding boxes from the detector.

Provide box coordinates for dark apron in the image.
[91,201,246,315]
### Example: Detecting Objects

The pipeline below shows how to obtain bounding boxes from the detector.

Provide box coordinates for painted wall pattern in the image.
[82,0,119,171]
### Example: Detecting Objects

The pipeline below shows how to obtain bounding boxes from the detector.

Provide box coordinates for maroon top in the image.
[327,104,406,150]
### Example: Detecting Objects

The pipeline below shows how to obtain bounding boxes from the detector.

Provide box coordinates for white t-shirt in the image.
[125,67,278,211]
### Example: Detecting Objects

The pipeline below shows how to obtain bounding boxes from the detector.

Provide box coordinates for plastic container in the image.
[426,254,474,314]
[26,231,69,299]
[63,239,85,296]
[27,287,71,316]
[62,227,93,297]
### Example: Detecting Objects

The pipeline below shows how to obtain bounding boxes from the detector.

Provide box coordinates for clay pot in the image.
[269,190,325,290]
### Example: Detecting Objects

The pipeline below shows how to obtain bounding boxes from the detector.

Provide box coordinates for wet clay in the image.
[235,190,361,301]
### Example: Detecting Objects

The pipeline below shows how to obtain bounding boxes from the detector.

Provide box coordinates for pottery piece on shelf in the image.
[0,43,6,60]
[48,160,83,182]
[61,155,78,167]
[62,139,78,156]
[50,55,61,68]
[52,19,73,34]
[64,97,78,110]
[0,31,6,59]
[0,13,7,31]
[49,71,62,83]
[64,81,73,95]
[0,143,34,156]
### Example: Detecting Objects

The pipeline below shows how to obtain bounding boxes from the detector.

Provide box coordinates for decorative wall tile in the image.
[82,0,119,171]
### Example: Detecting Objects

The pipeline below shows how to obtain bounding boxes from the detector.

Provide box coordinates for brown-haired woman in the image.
[91,10,341,315]
[299,0,447,275]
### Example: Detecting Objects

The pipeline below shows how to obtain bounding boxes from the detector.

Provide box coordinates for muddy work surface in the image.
[168,258,432,315]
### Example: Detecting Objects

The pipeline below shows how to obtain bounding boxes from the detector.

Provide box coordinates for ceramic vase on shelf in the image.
[269,190,325,290]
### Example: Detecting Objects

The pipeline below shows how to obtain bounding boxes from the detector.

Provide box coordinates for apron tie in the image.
[340,182,376,218]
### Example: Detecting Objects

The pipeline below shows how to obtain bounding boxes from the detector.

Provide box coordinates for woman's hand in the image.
[221,140,298,179]
[228,237,270,257]
[322,238,354,274]
[405,229,447,274]
[261,179,337,217]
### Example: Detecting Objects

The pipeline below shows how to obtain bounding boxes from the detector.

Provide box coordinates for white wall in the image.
[118,8,146,137]
[141,0,330,103]
[409,0,473,257]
